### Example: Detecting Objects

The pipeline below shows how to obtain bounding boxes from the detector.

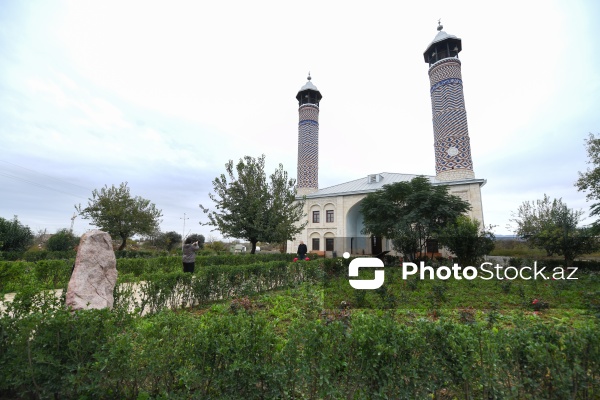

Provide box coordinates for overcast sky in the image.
[1,0,599,241]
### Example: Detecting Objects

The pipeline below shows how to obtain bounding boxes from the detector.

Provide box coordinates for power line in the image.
[0,171,88,200]
[0,159,91,192]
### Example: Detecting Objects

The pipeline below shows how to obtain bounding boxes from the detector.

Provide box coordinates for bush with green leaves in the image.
[1,303,599,398]
[46,228,79,251]
[0,215,33,252]
[0,252,298,294]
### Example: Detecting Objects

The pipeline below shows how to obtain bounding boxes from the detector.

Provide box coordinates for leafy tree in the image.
[158,231,182,252]
[360,176,471,260]
[510,194,598,267]
[0,215,34,252]
[76,182,162,251]
[186,233,205,250]
[200,155,306,254]
[46,228,79,251]
[204,240,228,253]
[576,132,600,232]
[438,215,495,266]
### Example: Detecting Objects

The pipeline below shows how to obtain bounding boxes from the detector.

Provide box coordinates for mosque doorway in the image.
[371,236,382,255]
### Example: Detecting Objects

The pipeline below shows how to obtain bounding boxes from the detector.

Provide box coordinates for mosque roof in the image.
[425,29,460,52]
[298,80,320,93]
[301,172,486,199]
[423,22,463,62]
[297,73,321,94]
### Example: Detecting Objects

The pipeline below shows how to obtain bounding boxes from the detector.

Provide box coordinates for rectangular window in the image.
[312,211,320,223]
[426,239,439,254]
[325,238,334,251]
[312,238,320,251]
[326,210,334,223]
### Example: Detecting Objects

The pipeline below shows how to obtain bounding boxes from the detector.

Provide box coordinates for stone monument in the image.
[66,230,117,311]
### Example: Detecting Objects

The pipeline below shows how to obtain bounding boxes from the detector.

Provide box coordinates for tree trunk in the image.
[250,240,257,254]
[565,256,573,269]
[119,234,127,251]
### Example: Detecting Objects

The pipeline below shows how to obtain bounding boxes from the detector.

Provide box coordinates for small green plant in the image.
[407,276,419,291]
[509,257,523,267]
[516,283,527,303]
[584,290,600,319]
[486,301,500,326]
[500,280,512,294]
[430,282,448,303]
[375,284,397,308]
[353,289,367,308]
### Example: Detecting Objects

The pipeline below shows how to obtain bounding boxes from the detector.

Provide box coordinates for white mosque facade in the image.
[289,24,486,256]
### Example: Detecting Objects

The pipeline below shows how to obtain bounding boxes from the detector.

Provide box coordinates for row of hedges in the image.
[114,261,323,315]
[2,260,323,317]
[0,249,170,262]
[1,306,598,399]
[0,248,313,262]
[0,249,77,262]
[0,253,305,294]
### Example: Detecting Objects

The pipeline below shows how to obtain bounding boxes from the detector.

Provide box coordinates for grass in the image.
[181,267,600,332]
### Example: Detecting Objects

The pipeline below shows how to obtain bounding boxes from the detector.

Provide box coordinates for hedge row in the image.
[0,249,77,262]
[0,253,305,294]
[1,307,598,399]
[0,249,304,262]
[1,260,322,317]
[115,261,323,315]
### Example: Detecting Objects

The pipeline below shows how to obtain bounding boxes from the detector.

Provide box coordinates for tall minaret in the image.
[296,74,322,196]
[424,22,475,181]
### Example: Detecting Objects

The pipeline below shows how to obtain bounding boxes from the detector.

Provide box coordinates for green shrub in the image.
[46,229,79,251]
[1,299,600,398]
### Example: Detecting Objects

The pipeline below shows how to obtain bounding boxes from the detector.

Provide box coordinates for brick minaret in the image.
[296,74,322,196]
[424,22,475,181]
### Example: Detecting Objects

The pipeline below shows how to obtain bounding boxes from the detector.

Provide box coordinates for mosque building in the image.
[289,23,486,256]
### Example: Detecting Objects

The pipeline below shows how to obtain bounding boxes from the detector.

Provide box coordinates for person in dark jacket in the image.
[297,241,307,260]
[182,237,200,273]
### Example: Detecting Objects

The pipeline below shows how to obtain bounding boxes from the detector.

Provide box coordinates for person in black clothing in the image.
[297,241,307,260]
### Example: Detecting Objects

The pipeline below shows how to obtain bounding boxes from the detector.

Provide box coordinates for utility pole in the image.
[70,212,77,233]
[180,213,189,251]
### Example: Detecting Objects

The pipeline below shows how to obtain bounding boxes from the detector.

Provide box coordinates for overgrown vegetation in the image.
[0,253,297,294]
[1,254,599,398]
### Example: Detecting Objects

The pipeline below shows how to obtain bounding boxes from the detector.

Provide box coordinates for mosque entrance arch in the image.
[345,200,381,255]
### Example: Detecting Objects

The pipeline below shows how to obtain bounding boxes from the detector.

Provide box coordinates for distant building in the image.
[230,244,247,253]
[289,23,485,257]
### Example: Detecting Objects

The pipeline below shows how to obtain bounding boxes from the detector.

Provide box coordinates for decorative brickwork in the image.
[297,104,319,191]
[436,169,475,181]
[428,57,474,178]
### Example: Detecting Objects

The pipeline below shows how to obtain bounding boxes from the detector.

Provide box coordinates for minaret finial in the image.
[307,72,311,81]
[437,19,443,31]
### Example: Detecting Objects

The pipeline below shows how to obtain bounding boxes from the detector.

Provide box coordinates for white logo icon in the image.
[348,257,384,290]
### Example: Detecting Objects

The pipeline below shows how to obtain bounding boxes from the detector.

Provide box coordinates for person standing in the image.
[182,237,200,273]
[297,241,307,260]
